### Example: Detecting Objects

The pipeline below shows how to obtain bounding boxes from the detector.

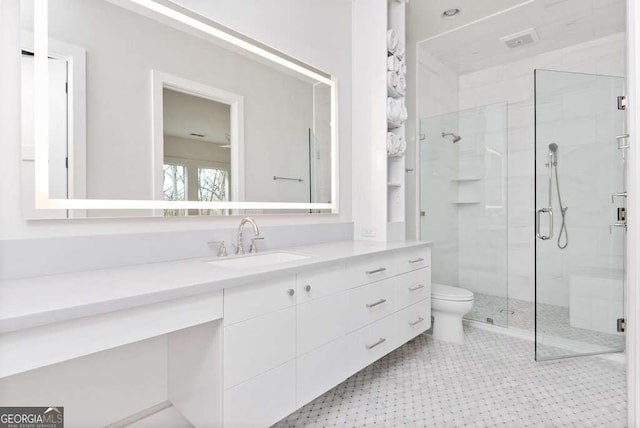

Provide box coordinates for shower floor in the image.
[467,293,624,357]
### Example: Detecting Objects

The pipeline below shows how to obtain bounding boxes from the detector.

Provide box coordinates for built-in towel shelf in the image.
[387,182,402,188]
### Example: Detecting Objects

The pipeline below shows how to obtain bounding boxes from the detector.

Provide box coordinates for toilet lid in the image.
[431,283,474,301]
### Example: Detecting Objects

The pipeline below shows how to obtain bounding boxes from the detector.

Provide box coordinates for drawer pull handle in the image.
[366,267,387,275]
[409,317,425,326]
[409,258,425,264]
[304,284,312,292]
[366,298,387,308]
[409,284,425,292]
[366,337,387,350]
[287,289,295,296]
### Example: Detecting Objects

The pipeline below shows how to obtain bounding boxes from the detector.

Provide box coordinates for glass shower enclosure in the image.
[420,102,509,327]
[534,70,626,360]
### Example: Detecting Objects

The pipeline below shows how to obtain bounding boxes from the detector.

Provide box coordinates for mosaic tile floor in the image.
[467,293,624,355]
[274,327,626,427]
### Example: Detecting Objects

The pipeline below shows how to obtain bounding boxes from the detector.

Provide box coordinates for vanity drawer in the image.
[348,278,397,332]
[396,267,431,310]
[224,306,295,389]
[296,262,350,303]
[297,290,352,355]
[349,312,397,368]
[348,254,398,286]
[224,275,296,325]
[223,360,296,428]
[395,299,431,344]
[396,247,431,274]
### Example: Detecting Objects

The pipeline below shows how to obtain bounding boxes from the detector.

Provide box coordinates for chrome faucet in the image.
[235,217,263,255]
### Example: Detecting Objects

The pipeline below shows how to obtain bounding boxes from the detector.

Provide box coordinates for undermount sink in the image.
[207,252,310,269]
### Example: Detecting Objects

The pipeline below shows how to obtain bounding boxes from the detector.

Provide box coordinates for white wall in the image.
[351,0,388,241]
[458,32,626,304]
[0,0,352,238]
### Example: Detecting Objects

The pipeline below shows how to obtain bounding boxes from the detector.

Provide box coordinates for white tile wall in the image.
[417,50,460,286]
[458,32,627,304]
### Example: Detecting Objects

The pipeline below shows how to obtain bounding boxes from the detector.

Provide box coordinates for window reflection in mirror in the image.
[161,88,232,216]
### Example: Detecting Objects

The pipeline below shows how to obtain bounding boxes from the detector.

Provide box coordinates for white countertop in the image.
[0,240,431,334]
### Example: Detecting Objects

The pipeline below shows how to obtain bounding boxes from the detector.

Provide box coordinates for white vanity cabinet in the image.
[222,276,298,427]
[0,242,431,428]
[222,246,431,427]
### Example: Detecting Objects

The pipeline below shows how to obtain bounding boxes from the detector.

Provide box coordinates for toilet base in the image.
[431,310,466,344]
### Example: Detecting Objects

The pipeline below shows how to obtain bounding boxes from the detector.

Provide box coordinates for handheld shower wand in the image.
[547,143,568,249]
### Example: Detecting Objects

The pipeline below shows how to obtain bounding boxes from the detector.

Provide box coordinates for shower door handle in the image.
[536,208,553,240]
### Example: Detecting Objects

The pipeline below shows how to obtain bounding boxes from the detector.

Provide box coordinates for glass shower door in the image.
[534,70,626,360]
[420,103,508,327]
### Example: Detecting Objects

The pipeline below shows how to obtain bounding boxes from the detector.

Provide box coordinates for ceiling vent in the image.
[500,28,539,49]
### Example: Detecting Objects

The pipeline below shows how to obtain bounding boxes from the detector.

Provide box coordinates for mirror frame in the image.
[32,0,338,213]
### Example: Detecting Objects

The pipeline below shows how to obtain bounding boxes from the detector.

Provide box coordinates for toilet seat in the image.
[431,283,474,301]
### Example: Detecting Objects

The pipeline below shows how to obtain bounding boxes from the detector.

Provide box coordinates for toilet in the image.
[430,283,474,344]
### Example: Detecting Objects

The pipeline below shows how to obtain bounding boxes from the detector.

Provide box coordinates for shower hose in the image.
[553,164,568,249]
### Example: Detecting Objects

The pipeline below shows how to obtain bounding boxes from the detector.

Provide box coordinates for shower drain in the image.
[499,309,515,315]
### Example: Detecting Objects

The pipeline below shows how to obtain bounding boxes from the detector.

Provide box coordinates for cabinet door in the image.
[296,262,350,303]
[223,360,296,428]
[297,291,351,356]
[224,307,296,389]
[396,267,431,310]
[224,276,296,326]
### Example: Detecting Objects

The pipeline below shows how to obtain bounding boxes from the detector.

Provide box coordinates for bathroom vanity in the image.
[0,241,431,427]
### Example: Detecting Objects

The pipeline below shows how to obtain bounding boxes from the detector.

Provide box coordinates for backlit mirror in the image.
[20,0,337,218]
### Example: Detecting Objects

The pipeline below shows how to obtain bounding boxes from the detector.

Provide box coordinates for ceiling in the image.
[163,88,231,144]
[409,0,626,74]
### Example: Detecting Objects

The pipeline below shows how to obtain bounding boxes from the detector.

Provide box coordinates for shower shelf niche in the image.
[451,201,481,205]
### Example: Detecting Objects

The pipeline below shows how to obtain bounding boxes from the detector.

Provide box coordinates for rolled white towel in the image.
[387,55,397,71]
[399,103,408,122]
[394,42,406,59]
[396,73,406,96]
[387,98,407,128]
[387,29,399,53]
[387,133,407,157]
[387,71,400,92]
[387,97,400,122]
[399,57,407,74]
[388,86,403,99]
[397,135,406,156]
[387,132,399,156]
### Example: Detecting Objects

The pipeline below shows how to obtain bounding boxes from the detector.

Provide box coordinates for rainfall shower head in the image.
[442,132,462,143]
[548,143,558,152]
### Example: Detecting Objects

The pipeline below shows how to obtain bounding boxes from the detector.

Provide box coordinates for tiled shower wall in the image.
[416,49,460,286]
[458,32,626,303]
